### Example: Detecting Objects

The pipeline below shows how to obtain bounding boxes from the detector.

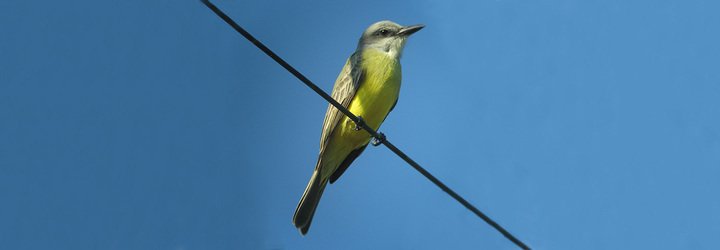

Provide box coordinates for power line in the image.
[200,1,530,249]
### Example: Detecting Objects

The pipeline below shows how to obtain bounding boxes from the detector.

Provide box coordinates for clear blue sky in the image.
[2,0,719,249]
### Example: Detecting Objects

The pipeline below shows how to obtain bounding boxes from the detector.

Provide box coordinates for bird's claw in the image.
[371,132,386,146]
[353,116,365,131]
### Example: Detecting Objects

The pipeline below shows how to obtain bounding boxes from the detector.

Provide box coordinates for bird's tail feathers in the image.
[293,169,327,235]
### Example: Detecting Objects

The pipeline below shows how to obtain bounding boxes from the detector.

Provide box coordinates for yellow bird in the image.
[293,20,424,235]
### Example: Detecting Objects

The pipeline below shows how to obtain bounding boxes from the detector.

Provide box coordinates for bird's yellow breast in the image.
[319,49,403,179]
[346,49,401,132]
[328,48,402,155]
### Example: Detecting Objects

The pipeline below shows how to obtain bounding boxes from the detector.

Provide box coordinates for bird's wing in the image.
[318,52,363,153]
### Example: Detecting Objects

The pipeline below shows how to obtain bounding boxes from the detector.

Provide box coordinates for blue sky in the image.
[2,0,719,249]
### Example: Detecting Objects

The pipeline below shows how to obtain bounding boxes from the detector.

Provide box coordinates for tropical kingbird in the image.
[293,20,424,235]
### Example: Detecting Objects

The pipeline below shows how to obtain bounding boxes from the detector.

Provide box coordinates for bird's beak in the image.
[397,24,425,36]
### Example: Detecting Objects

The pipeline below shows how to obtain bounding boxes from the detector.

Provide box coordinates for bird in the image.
[293,20,424,235]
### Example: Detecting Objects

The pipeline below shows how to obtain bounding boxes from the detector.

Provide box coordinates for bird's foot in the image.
[371,132,386,146]
[353,116,365,131]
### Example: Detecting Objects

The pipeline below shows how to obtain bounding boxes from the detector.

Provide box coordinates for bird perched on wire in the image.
[293,20,424,235]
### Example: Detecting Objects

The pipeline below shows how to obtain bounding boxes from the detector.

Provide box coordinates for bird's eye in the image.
[378,29,389,36]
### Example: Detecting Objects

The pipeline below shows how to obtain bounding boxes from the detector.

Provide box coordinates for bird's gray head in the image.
[357,20,424,58]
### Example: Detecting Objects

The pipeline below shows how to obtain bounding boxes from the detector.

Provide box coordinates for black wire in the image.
[200,1,530,249]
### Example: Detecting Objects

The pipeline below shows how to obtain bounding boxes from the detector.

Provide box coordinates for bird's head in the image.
[357,20,424,58]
